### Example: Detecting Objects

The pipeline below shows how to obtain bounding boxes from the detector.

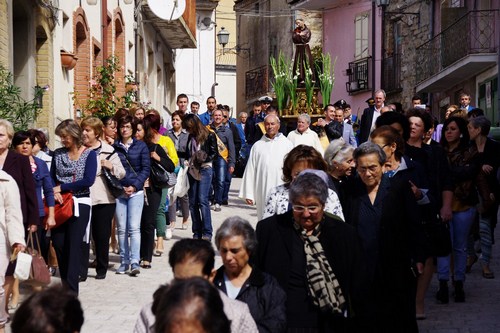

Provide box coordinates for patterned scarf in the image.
[294,220,346,314]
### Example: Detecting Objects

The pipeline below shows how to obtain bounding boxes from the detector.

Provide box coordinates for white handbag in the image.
[14,252,33,281]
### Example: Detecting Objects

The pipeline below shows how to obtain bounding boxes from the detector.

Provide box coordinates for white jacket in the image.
[0,170,25,248]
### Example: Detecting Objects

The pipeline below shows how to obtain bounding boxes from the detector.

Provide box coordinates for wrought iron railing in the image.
[245,66,269,100]
[416,10,498,83]
[382,54,401,93]
[345,57,370,94]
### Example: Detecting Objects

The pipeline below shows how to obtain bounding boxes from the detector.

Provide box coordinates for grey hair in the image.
[0,119,14,140]
[297,113,311,124]
[353,142,386,165]
[289,173,328,206]
[468,115,491,136]
[324,138,355,165]
[374,89,386,98]
[264,114,280,123]
[215,217,257,256]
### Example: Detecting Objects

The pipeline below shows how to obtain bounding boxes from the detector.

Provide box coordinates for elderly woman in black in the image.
[342,142,426,332]
[214,217,286,333]
[257,173,364,332]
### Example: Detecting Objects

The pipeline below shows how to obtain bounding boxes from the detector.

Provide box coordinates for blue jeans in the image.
[437,207,476,281]
[212,157,226,205]
[479,214,493,264]
[115,192,144,265]
[188,167,213,238]
[222,166,232,202]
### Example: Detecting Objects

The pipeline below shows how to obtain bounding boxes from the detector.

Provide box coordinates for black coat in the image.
[358,107,374,144]
[213,266,287,333]
[341,175,426,332]
[4,150,39,226]
[256,211,366,332]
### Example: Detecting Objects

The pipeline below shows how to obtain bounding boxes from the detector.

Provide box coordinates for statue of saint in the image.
[292,18,315,85]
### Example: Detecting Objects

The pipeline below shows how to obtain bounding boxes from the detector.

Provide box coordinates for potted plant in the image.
[60,50,77,70]
[0,65,42,131]
[125,74,138,92]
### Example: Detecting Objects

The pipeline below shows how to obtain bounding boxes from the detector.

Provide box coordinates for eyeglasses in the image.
[292,205,321,214]
[357,165,380,174]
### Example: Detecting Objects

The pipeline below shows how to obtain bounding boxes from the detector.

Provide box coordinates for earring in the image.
[460,134,463,138]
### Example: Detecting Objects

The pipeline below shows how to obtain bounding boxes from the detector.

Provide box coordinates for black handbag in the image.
[423,214,452,257]
[150,145,176,188]
[102,151,124,198]
[150,160,170,188]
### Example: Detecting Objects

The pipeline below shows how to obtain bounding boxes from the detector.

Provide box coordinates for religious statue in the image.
[292,18,315,85]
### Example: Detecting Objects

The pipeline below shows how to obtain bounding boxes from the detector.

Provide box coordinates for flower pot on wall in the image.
[125,82,138,92]
[61,51,77,70]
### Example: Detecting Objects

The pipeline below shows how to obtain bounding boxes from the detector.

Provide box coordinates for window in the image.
[354,12,369,60]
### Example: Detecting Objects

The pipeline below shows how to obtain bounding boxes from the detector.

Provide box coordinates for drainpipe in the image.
[134,0,139,101]
[371,0,376,95]
[102,0,108,61]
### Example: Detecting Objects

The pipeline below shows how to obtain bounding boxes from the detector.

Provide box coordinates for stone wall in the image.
[384,0,432,109]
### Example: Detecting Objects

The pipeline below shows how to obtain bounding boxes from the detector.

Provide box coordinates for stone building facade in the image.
[0,0,197,143]
[233,0,322,114]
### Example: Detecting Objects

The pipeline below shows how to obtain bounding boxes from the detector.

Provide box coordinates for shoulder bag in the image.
[43,192,73,228]
[101,151,125,198]
[150,145,176,188]
[26,231,51,287]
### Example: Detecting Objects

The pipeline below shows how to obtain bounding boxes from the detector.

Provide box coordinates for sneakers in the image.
[116,264,129,275]
[166,228,173,240]
[176,210,182,217]
[130,263,141,277]
[214,203,221,212]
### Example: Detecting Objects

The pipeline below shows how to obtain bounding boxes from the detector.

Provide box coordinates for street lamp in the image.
[216,27,250,56]
[216,27,230,50]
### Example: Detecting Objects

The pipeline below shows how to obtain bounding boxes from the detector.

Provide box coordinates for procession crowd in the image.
[0,90,498,333]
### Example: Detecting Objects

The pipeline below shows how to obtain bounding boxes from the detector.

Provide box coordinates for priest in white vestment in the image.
[287,113,324,156]
[239,114,293,221]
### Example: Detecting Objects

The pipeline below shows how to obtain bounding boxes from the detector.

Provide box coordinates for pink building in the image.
[292,0,384,120]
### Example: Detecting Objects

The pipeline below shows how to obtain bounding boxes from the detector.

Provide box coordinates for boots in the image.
[454,280,465,302]
[436,280,449,304]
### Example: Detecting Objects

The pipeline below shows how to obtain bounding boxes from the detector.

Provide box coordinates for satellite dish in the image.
[148,0,186,21]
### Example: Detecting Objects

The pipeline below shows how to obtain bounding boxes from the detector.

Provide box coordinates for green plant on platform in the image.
[0,65,42,131]
[304,60,314,111]
[316,53,336,106]
[286,67,299,112]
[270,51,289,112]
[75,55,121,119]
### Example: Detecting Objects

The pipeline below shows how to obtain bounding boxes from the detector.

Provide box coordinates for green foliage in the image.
[0,65,42,131]
[315,53,336,106]
[74,55,135,119]
[270,51,289,112]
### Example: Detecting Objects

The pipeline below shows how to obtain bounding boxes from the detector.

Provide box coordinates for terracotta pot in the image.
[61,52,77,70]
[125,82,138,92]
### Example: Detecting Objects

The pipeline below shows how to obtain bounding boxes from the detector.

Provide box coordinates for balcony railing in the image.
[382,54,402,93]
[345,57,370,94]
[416,10,498,83]
[245,66,269,100]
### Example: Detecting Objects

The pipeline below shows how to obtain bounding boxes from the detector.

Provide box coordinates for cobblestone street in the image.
[6,178,500,332]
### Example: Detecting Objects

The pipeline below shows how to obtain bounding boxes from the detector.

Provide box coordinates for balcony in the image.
[345,57,370,95]
[245,66,269,100]
[382,54,402,93]
[416,10,498,92]
[141,0,197,49]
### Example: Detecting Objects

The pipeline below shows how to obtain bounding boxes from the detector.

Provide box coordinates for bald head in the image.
[264,114,280,139]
